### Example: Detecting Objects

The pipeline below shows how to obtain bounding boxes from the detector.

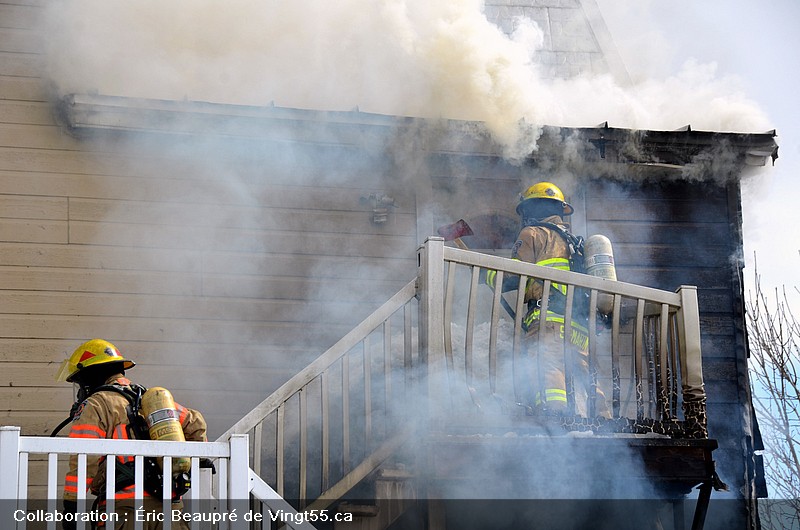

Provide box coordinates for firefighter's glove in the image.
[172,472,191,499]
[200,457,217,474]
[61,500,77,530]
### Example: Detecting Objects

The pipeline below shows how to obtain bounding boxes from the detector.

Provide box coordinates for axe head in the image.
[437,219,474,241]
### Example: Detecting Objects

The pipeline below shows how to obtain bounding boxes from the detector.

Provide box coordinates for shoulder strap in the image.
[50,382,147,437]
[93,382,146,408]
[524,220,585,271]
[94,382,150,440]
[524,220,581,248]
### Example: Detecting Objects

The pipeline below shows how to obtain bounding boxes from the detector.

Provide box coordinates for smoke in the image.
[43,0,770,162]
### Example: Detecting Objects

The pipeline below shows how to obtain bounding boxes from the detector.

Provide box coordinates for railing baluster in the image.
[611,294,622,418]
[77,452,87,530]
[363,338,372,445]
[404,302,413,396]
[18,451,28,528]
[384,319,392,414]
[465,267,479,393]
[536,280,551,412]
[647,317,657,419]
[588,289,598,419]
[134,455,144,530]
[670,314,680,418]
[299,388,308,507]
[253,421,263,479]
[563,284,576,416]
[321,372,330,492]
[444,262,457,376]
[513,275,528,405]
[634,298,646,419]
[489,270,505,395]
[105,455,116,523]
[48,452,58,530]
[162,456,172,530]
[276,402,285,497]
[342,353,351,474]
[659,303,671,420]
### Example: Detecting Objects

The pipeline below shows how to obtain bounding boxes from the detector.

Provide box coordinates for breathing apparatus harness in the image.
[520,219,586,273]
[51,381,193,502]
[519,219,614,330]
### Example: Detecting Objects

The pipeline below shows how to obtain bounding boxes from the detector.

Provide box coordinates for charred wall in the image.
[582,177,756,508]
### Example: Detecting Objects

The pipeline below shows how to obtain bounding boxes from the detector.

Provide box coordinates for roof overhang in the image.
[58,93,779,175]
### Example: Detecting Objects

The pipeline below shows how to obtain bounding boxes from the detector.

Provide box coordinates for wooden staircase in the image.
[217,237,719,530]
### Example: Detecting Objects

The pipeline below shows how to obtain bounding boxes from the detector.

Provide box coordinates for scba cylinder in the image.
[140,387,190,473]
[584,234,617,315]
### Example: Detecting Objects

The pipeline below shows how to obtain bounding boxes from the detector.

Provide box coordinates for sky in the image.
[595,0,800,306]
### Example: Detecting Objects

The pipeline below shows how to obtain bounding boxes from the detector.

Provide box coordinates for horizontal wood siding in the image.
[584,177,748,494]
[0,1,418,442]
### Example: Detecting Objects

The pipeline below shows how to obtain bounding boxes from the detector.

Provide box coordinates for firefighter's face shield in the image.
[55,357,77,383]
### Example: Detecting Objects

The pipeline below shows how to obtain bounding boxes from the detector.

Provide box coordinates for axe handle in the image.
[453,238,469,250]
[498,296,516,321]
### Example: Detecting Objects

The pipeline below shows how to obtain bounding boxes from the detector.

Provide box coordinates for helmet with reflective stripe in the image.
[516,182,574,216]
[55,339,136,382]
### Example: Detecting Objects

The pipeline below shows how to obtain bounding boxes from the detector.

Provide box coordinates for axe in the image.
[436,219,473,250]
[436,219,516,320]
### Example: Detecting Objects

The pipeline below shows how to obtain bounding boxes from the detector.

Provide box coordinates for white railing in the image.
[0,426,317,530]
[218,279,419,510]
[419,237,707,433]
[211,236,709,517]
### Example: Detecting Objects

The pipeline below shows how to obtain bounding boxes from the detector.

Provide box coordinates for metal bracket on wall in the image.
[360,193,396,224]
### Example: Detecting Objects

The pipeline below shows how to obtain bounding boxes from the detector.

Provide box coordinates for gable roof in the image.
[484,0,631,83]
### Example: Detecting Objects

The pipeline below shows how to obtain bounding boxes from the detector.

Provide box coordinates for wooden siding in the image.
[583,177,751,499]
[0,1,418,439]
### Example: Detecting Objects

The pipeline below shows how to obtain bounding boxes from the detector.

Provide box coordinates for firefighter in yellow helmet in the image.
[489,182,610,419]
[55,339,207,530]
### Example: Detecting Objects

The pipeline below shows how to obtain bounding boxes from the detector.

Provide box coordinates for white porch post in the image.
[0,426,21,529]
[676,285,707,435]
[417,237,448,421]
[227,434,249,530]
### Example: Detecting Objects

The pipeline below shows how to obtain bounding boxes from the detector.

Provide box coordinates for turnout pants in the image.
[525,320,611,419]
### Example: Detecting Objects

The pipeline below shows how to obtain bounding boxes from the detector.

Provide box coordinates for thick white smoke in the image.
[43,0,770,160]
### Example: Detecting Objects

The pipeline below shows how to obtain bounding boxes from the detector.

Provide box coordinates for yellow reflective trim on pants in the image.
[546,388,567,402]
[486,269,497,289]
[535,389,568,405]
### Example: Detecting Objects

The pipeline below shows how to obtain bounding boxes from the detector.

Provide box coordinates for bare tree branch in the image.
[747,256,800,529]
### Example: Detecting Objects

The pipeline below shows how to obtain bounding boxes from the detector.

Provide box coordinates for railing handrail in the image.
[217,278,418,441]
[17,436,230,458]
[443,246,684,305]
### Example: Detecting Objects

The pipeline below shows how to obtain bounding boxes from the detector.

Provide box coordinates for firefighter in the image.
[489,182,611,419]
[55,338,207,530]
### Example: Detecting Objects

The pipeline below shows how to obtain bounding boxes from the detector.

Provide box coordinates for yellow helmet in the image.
[55,339,135,382]
[516,182,574,216]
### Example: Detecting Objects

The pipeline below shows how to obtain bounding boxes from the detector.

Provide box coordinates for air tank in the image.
[140,387,191,474]
[584,234,617,315]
